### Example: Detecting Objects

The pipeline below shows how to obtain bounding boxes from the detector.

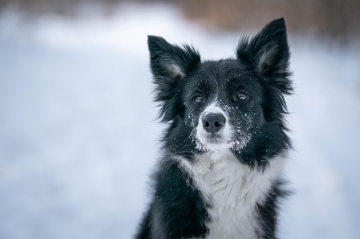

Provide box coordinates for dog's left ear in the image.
[236,18,292,94]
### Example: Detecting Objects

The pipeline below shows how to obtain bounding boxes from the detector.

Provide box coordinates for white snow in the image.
[0,3,359,239]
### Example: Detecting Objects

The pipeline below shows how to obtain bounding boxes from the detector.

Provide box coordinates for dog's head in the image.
[148,18,292,157]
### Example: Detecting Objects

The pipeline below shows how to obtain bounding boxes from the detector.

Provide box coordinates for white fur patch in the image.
[195,102,235,151]
[175,150,285,239]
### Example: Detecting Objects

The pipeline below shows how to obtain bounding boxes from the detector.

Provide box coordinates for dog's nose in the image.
[202,114,226,133]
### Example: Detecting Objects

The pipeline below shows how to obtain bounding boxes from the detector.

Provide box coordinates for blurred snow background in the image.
[0,2,360,239]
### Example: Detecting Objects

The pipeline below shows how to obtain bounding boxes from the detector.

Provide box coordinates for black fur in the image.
[256,180,290,239]
[135,18,292,239]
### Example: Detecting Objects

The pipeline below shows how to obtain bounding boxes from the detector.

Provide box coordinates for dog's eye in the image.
[194,96,205,103]
[236,92,248,101]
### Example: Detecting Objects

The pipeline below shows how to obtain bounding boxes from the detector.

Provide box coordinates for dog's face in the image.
[182,60,264,151]
[148,18,292,156]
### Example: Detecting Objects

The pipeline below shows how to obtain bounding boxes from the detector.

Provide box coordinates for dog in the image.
[135,18,292,239]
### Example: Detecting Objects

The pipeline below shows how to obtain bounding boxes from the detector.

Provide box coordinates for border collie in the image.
[135,18,292,239]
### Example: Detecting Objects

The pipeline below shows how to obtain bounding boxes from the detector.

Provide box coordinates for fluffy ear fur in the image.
[148,35,201,121]
[236,18,292,95]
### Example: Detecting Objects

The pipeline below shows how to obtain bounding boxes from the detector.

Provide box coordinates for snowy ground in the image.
[0,3,359,239]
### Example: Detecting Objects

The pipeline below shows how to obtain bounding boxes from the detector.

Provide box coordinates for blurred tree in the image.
[1,0,359,41]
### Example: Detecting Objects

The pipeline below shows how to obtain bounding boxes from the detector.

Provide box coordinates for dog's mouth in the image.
[206,134,231,144]
[196,133,235,151]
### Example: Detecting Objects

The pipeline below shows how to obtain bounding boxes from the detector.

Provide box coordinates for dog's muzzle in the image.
[202,113,226,133]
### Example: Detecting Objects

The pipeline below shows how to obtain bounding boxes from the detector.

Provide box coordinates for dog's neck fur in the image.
[175,149,285,239]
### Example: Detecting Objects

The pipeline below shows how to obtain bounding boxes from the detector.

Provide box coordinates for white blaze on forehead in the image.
[201,102,224,115]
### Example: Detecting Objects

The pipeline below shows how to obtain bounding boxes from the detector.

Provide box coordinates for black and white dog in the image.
[136,18,292,239]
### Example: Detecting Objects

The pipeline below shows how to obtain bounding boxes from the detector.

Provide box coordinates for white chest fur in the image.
[176,149,285,239]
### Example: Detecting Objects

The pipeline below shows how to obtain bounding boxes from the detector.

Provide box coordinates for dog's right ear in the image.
[148,35,201,121]
[148,35,200,80]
